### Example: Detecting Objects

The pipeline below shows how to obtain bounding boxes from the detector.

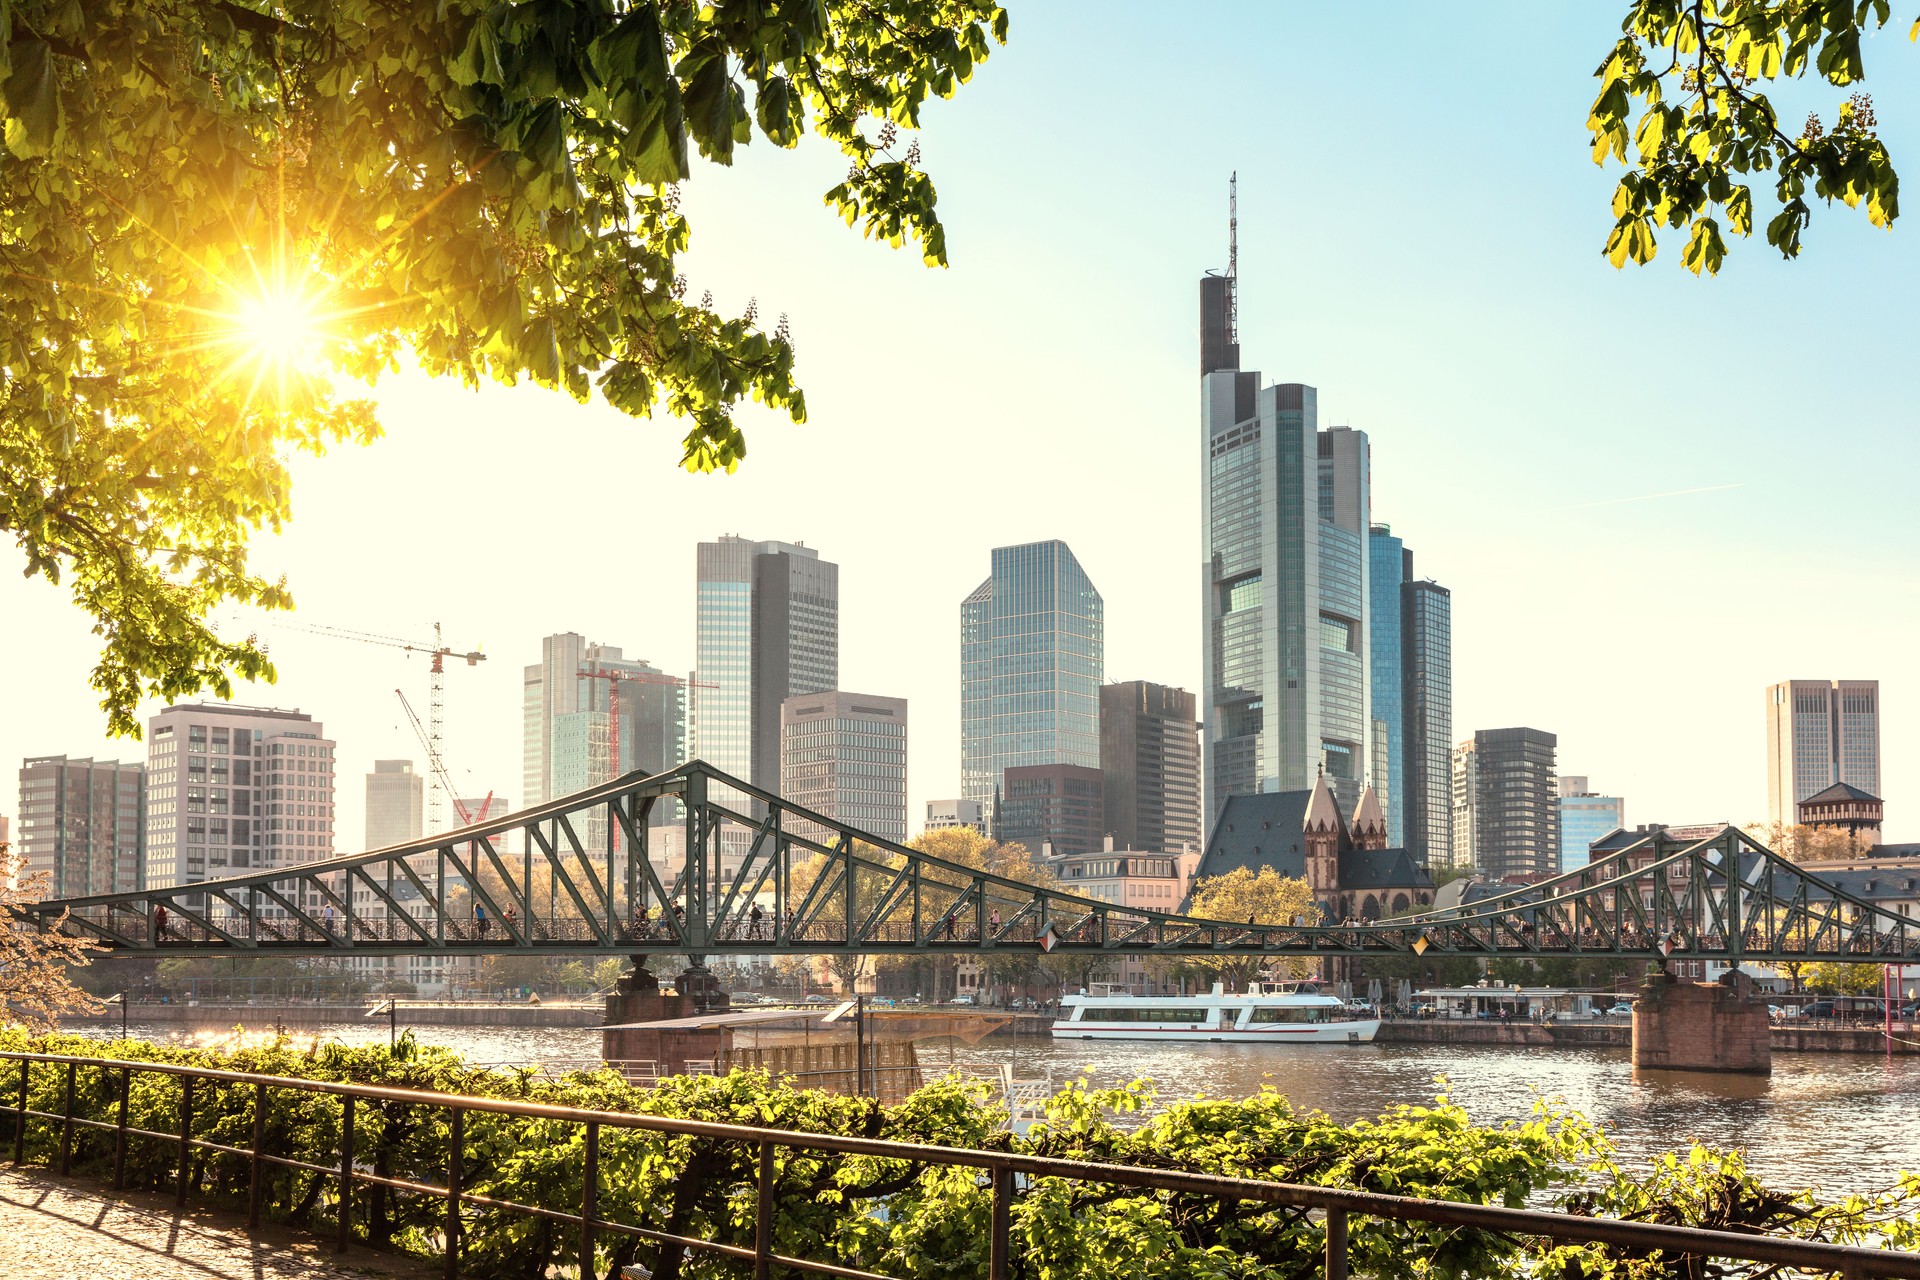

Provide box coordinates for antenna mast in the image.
[1227,171,1239,342]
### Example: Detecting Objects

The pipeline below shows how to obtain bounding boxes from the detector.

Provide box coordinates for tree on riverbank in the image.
[1150,866,1320,992]
[0,844,101,1029]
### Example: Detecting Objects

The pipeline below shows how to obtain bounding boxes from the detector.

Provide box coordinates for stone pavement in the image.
[0,1164,439,1279]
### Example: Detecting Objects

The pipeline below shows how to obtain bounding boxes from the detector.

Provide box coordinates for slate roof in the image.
[1338,847,1434,892]
[1801,781,1883,805]
[1196,792,1317,881]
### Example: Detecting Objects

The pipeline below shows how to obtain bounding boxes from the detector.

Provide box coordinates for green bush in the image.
[0,1028,1912,1280]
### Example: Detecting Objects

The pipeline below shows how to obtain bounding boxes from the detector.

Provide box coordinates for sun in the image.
[233,287,324,366]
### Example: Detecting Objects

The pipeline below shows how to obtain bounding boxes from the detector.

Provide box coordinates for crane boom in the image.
[396,690,480,829]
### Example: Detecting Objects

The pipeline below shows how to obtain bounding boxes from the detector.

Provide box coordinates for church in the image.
[1193,774,1436,921]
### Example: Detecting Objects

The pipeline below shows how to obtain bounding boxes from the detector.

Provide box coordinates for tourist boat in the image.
[1050,981,1379,1043]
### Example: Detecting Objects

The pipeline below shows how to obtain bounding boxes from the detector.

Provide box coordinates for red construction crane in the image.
[292,621,485,833]
[395,690,495,829]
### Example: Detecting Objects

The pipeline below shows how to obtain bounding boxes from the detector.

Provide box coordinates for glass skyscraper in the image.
[1401,577,1453,868]
[1367,525,1406,848]
[959,541,1103,814]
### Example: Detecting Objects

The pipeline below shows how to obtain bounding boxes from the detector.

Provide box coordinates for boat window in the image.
[1249,1007,1330,1023]
[1078,1006,1210,1023]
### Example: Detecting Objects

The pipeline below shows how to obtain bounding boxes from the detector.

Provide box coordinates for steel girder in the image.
[9,763,1917,964]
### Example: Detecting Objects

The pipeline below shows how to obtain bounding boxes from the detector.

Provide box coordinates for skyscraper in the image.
[1766,680,1880,828]
[523,633,685,818]
[365,760,423,849]
[1453,728,1558,881]
[1367,526,1406,847]
[959,541,1104,813]
[1556,775,1625,873]
[15,756,145,900]
[146,704,334,889]
[1401,576,1453,868]
[780,691,908,844]
[1200,285,1370,820]
[1000,763,1105,858]
[692,537,838,793]
[1100,681,1202,854]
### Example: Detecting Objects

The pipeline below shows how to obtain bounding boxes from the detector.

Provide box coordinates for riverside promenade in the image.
[0,1164,435,1279]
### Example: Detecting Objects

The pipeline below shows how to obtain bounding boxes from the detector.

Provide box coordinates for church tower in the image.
[1351,784,1387,851]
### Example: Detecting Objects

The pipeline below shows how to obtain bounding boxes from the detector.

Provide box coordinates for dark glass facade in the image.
[1368,527,1406,848]
[1401,579,1452,868]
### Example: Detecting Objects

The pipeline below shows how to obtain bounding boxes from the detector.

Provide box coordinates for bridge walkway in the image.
[0,1164,435,1279]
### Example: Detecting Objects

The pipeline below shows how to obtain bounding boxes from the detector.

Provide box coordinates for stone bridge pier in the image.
[1631,968,1772,1074]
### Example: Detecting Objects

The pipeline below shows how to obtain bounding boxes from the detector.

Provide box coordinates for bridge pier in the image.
[600,961,731,1073]
[1631,968,1771,1074]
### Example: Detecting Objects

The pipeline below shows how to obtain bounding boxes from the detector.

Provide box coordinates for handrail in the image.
[3,1049,1915,1279]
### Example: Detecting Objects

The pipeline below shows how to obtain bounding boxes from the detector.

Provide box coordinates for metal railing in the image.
[4,1049,1916,1280]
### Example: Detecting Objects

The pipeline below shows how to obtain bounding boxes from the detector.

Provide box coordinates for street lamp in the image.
[103,992,127,1040]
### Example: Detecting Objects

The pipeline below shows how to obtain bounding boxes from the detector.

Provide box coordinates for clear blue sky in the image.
[5,4,1915,847]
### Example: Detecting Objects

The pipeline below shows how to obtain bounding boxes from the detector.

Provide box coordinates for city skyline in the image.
[1,6,1915,856]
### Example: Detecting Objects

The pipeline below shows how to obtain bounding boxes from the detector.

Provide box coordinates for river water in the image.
[78,1020,1920,1195]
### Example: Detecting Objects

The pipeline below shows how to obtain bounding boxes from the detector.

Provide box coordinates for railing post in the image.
[445,1108,463,1280]
[12,1059,28,1165]
[754,1141,775,1280]
[580,1120,599,1280]
[112,1067,130,1190]
[1324,1208,1348,1280]
[988,1164,1012,1280]
[337,1094,357,1254]
[248,1080,266,1231]
[176,1076,194,1207]
[58,1061,75,1176]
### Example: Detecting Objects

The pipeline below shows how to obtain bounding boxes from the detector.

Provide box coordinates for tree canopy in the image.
[1591,2,1907,274]
[0,0,1006,734]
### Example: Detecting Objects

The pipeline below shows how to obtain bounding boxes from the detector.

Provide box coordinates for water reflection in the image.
[74,1021,1919,1193]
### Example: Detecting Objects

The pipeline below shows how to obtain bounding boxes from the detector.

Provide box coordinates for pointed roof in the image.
[1305,774,1343,832]
[1351,784,1385,834]
[1801,781,1882,805]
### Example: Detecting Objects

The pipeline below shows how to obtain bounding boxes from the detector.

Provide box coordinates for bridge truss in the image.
[10,762,1918,967]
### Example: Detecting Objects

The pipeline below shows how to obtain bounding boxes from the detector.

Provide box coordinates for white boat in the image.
[1050,981,1379,1044]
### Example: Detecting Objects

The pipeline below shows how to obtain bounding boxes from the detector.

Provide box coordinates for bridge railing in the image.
[4,1049,1917,1280]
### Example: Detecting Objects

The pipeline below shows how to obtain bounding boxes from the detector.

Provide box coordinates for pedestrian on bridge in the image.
[476,903,489,937]
[748,903,765,939]
[153,903,168,941]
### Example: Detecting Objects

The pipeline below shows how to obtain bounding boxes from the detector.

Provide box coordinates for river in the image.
[74,1020,1920,1195]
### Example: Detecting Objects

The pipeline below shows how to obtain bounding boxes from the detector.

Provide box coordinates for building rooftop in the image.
[1801,781,1883,805]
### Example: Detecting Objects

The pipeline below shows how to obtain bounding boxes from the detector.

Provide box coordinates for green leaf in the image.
[2,39,62,158]
[1681,217,1725,275]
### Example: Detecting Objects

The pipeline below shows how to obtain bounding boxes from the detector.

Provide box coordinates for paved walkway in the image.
[0,1165,438,1279]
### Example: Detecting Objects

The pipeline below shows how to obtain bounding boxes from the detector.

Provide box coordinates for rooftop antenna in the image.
[1227,171,1239,343]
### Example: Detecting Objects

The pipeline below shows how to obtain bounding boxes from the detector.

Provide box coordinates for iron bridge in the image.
[10,762,1918,967]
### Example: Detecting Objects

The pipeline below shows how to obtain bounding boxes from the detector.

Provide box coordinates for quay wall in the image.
[63,1002,603,1030]
[1378,1020,1918,1055]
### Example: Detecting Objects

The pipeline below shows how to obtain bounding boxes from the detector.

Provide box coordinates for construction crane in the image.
[395,690,495,830]
[293,621,485,833]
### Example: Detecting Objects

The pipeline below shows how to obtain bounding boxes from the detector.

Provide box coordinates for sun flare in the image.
[234,287,324,365]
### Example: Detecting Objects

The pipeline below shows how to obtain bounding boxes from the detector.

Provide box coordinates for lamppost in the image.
[103,992,127,1040]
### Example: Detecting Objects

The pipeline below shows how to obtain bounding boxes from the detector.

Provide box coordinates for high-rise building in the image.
[1453,728,1558,881]
[1200,279,1371,821]
[693,537,838,795]
[15,756,145,900]
[923,798,987,835]
[1556,775,1625,874]
[1367,527,1406,847]
[1401,576,1453,868]
[959,541,1103,813]
[523,632,685,837]
[146,704,334,889]
[780,692,907,844]
[1766,680,1880,829]
[1099,681,1201,854]
[365,760,423,850]
[1000,763,1105,858]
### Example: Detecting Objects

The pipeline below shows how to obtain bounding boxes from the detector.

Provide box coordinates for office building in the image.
[924,799,987,835]
[1453,728,1558,881]
[1367,527,1406,847]
[693,537,838,796]
[780,692,908,844]
[146,704,334,889]
[1099,681,1201,855]
[523,632,686,818]
[1200,255,1371,819]
[1766,680,1880,829]
[365,760,423,850]
[1556,775,1625,874]
[1401,576,1453,868]
[14,756,145,900]
[959,541,1103,813]
[1000,763,1104,858]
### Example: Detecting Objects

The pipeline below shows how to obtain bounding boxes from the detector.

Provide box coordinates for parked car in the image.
[803,994,830,1005]
[1802,1000,1837,1019]
[1607,1003,1634,1017]
[948,994,977,1006]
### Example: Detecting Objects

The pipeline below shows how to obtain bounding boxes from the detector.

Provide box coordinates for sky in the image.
[4,4,1917,852]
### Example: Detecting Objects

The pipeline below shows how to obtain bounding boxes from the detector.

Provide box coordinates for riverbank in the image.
[1377,1019,1920,1054]
[64,1001,605,1030]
